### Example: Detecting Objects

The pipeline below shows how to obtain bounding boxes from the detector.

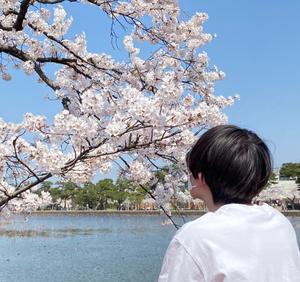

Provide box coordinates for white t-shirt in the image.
[158,203,300,282]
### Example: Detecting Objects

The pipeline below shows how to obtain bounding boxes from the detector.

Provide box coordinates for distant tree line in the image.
[36,163,300,211]
[280,163,300,183]
[38,178,147,210]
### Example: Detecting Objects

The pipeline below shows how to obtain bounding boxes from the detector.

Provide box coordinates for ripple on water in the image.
[0,228,112,238]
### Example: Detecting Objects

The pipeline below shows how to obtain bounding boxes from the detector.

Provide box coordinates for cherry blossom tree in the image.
[0,0,238,216]
[256,181,300,204]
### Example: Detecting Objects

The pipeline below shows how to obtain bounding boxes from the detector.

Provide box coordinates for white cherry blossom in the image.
[0,0,240,214]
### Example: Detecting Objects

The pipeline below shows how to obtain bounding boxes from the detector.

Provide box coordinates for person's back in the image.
[158,125,300,281]
[159,203,300,281]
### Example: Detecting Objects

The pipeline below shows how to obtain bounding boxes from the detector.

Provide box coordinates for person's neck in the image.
[206,201,224,212]
[205,200,254,212]
[198,184,225,212]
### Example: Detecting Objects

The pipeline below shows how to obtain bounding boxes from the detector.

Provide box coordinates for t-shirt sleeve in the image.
[158,238,205,282]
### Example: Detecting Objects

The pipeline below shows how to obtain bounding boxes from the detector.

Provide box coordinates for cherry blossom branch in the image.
[0,46,59,90]
[139,184,181,230]
[13,0,31,31]
[118,156,181,229]
[0,173,52,209]
[0,0,235,214]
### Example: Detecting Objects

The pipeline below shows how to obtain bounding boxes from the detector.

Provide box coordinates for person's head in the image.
[186,125,272,205]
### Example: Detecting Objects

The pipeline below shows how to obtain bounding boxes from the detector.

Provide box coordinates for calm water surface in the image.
[0,214,299,282]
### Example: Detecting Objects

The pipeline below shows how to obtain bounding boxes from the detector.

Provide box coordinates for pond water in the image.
[0,214,299,282]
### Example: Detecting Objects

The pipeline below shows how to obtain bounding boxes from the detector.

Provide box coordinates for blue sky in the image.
[0,0,299,169]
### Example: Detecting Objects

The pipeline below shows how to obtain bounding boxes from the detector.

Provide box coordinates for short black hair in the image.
[186,125,272,204]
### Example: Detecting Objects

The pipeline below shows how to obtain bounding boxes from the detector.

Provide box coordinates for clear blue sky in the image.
[1,0,299,169]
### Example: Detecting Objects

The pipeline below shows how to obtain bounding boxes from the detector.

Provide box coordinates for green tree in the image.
[127,186,147,210]
[113,178,147,210]
[74,179,115,210]
[94,179,115,209]
[39,181,53,193]
[111,178,130,209]
[280,163,300,179]
[35,178,148,210]
[267,172,278,186]
[56,181,79,209]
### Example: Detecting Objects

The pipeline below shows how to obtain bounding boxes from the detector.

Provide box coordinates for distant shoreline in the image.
[31,210,300,217]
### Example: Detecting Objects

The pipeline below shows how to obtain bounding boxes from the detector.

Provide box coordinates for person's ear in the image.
[196,172,206,185]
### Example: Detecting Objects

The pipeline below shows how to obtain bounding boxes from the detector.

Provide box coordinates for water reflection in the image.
[0,228,112,238]
[127,227,147,235]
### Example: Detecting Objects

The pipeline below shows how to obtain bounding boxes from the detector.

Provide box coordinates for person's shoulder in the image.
[174,203,295,242]
[174,211,221,242]
[259,203,296,229]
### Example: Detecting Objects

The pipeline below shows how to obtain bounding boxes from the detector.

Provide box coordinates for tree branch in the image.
[0,173,52,209]
[139,184,181,230]
[0,46,59,90]
[13,0,31,31]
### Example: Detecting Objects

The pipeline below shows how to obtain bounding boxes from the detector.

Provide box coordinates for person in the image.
[158,125,300,282]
